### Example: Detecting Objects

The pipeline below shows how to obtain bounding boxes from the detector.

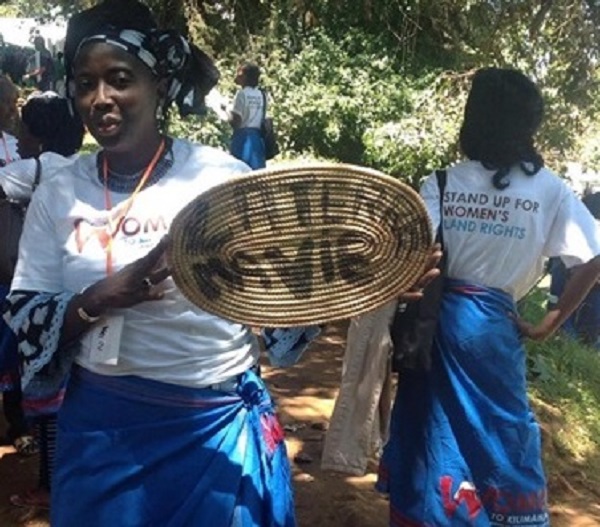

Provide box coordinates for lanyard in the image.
[102,138,165,275]
[1,133,12,165]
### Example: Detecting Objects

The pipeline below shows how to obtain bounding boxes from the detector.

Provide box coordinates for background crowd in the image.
[0,33,66,96]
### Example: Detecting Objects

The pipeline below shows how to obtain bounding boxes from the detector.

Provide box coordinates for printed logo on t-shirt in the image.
[442,192,540,240]
[74,208,168,254]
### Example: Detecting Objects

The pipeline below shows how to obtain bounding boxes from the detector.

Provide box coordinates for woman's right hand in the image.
[398,243,443,303]
[79,236,171,316]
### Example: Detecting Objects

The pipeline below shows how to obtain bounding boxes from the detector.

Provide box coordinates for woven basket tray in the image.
[168,163,432,326]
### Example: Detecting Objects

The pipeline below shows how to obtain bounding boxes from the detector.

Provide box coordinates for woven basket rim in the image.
[168,162,432,326]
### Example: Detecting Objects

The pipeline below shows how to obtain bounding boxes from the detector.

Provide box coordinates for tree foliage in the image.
[186,0,600,177]
[2,0,599,178]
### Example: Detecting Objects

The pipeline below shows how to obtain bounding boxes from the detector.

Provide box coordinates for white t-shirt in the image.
[231,87,264,129]
[12,138,260,388]
[421,160,600,300]
[0,131,19,165]
[0,152,76,201]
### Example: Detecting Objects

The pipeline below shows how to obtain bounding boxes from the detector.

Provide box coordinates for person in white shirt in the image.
[0,92,85,508]
[0,75,29,463]
[228,61,266,169]
[377,68,600,527]
[0,92,84,510]
[0,92,83,201]
[547,190,600,348]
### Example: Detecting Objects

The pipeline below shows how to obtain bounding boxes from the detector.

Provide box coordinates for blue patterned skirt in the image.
[377,280,549,527]
[51,366,295,527]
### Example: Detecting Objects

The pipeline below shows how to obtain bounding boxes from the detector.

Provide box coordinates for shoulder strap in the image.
[32,158,41,191]
[434,169,447,248]
[260,89,267,121]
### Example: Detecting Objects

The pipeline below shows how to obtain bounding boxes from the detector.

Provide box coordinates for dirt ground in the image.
[1,322,600,526]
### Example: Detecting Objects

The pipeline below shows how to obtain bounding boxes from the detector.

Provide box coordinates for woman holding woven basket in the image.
[377,68,600,526]
[1,1,305,525]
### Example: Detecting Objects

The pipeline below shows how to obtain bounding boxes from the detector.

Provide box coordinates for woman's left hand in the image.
[509,312,555,341]
[514,257,600,342]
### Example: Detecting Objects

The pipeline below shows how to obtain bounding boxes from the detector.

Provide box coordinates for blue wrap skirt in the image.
[51,366,295,527]
[377,280,549,527]
[231,128,266,170]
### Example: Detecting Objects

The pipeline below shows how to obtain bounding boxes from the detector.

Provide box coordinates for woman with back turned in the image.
[377,68,600,526]
[228,62,266,169]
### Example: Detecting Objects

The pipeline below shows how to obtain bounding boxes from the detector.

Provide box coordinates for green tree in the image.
[2,0,598,176]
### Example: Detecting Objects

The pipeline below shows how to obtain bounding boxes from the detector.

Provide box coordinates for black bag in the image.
[260,90,280,160]
[0,159,41,285]
[390,169,447,372]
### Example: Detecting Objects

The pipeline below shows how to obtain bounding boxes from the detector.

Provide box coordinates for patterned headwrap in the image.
[64,0,219,117]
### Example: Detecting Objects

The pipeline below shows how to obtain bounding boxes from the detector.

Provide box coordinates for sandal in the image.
[12,435,39,456]
[9,488,50,510]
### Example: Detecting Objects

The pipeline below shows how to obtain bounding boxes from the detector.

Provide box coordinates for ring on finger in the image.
[142,277,154,289]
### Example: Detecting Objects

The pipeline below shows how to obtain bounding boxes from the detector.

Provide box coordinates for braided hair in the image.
[459,68,545,190]
[21,93,85,157]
